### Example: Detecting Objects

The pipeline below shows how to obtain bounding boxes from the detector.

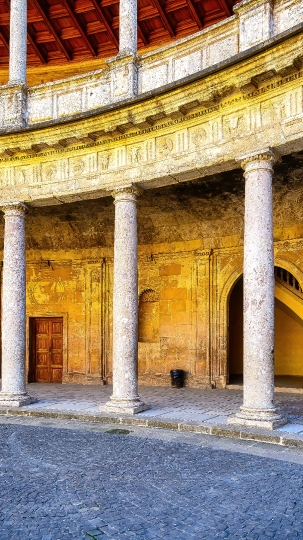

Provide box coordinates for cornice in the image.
[0,21,302,143]
[0,62,303,163]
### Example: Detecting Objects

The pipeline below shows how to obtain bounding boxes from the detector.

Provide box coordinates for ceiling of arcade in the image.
[0,153,302,252]
[0,0,236,85]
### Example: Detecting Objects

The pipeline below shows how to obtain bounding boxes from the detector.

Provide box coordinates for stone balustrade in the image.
[0,0,302,129]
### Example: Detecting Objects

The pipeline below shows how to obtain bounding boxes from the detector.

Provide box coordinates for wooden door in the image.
[32,318,63,383]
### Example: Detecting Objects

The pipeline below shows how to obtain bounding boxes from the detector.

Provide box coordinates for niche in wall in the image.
[138,289,160,343]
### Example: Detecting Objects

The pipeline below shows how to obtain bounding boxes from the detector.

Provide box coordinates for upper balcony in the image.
[0,0,302,129]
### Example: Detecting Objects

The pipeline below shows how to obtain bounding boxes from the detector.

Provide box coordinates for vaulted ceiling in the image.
[0,0,236,67]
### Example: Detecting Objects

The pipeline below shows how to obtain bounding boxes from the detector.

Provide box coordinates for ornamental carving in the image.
[139,289,160,302]
[157,137,173,156]
[239,149,279,170]
[28,274,65,305]
[71,158,85,176]
[191,128,207,146]
[99,152,111,171]
[128,146,143,165]
[44,163,58,182]
[0,202,27,214]
[112,185,142,199]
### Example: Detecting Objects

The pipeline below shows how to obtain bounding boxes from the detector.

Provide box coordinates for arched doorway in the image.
[228,268,303,388]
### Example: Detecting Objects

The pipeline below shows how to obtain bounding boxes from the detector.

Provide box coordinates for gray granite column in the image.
[0,203,35,407]
[107,0,138,99]
[119,0,137,56]
[228,150,287,429]
[3,0,28,129]
[101,187,149,414]
[9,0,27,84]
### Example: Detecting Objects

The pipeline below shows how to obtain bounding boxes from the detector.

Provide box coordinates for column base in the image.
[0,393,38,408]
[228,407,288,430]
[100,397,150,415]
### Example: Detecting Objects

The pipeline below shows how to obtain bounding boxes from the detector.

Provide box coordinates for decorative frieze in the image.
[0,90,299,203]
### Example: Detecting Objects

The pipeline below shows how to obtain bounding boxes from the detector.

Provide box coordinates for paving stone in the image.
[0,421,303,539]
[0,383,302,444]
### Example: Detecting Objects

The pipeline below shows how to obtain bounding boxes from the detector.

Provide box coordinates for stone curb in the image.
[0,406,303,448]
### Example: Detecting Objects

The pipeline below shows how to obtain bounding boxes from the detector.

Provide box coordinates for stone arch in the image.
[226,256,303,384]
[138,288,160,343]
[274,256,303,290]
[217,265,243,385]
[210,263,243,387]
[274,257,303,379]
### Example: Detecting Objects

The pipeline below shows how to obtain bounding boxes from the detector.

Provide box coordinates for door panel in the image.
[37,338,48,350]
[51,368,63,382]
[37,353,48,365]
[52,321,63,334]
[33,318,63,383]
[52,338,63,350]
[36,321,49,333]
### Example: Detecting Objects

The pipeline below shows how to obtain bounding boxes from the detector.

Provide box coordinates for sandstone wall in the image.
[0,167,301,387]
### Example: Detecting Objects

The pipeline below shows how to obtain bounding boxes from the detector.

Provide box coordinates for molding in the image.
[112,185,142,200]
[0,201,28,215]
[238,147,280,171]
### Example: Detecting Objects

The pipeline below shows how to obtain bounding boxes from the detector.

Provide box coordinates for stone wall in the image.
[0,167,299,387]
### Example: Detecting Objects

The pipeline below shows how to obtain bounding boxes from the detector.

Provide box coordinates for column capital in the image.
[0,202,28,216]
[237,148,280,173]
[112,185,142,203]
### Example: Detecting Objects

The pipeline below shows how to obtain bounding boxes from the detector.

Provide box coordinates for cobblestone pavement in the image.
[0,416,303,540]
[11,383,303,429]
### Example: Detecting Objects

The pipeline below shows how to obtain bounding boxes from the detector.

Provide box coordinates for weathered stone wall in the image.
[0,167,300,387]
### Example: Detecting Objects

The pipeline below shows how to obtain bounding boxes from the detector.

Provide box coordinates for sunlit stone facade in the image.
[0,0,303,425]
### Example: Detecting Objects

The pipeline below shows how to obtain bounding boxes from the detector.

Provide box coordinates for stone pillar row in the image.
[0,203,35,406]
[101,187,149,414]
[6,0,138,123]
[7,0,138,87]
[228,150,287,429]
[0,154,288,427]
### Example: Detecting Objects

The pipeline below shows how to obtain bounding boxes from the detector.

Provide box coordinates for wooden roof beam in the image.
[30,0,72,60]
[60,0,98,56]
[218,0,233,16]
[27,25,47,63]
[0,29,9,52]
[150,0,175,37]
[184,0,202,29]
[138,23,148,45]
[89,0,119,48]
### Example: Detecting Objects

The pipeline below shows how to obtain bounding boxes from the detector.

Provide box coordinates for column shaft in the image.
[9,0,27,84]
[228,150,286,429]
[243,155,275,412]
[119,0,137,56]
[101,187,149,414]
[0,203,34,406]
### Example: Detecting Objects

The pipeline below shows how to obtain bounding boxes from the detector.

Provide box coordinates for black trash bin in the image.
[170,369,185,388]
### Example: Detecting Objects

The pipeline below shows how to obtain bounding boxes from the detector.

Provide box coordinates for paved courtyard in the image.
[7,383,303,430]
[0,415,303,539]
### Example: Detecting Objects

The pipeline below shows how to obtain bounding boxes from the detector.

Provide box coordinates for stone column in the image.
[9,0,27,85]
[228,150,287,429]
[106,0,138,100]
[0,203,35,407]
[119,0,137,56]
[101,187,149,414]
[2,0,28,129]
